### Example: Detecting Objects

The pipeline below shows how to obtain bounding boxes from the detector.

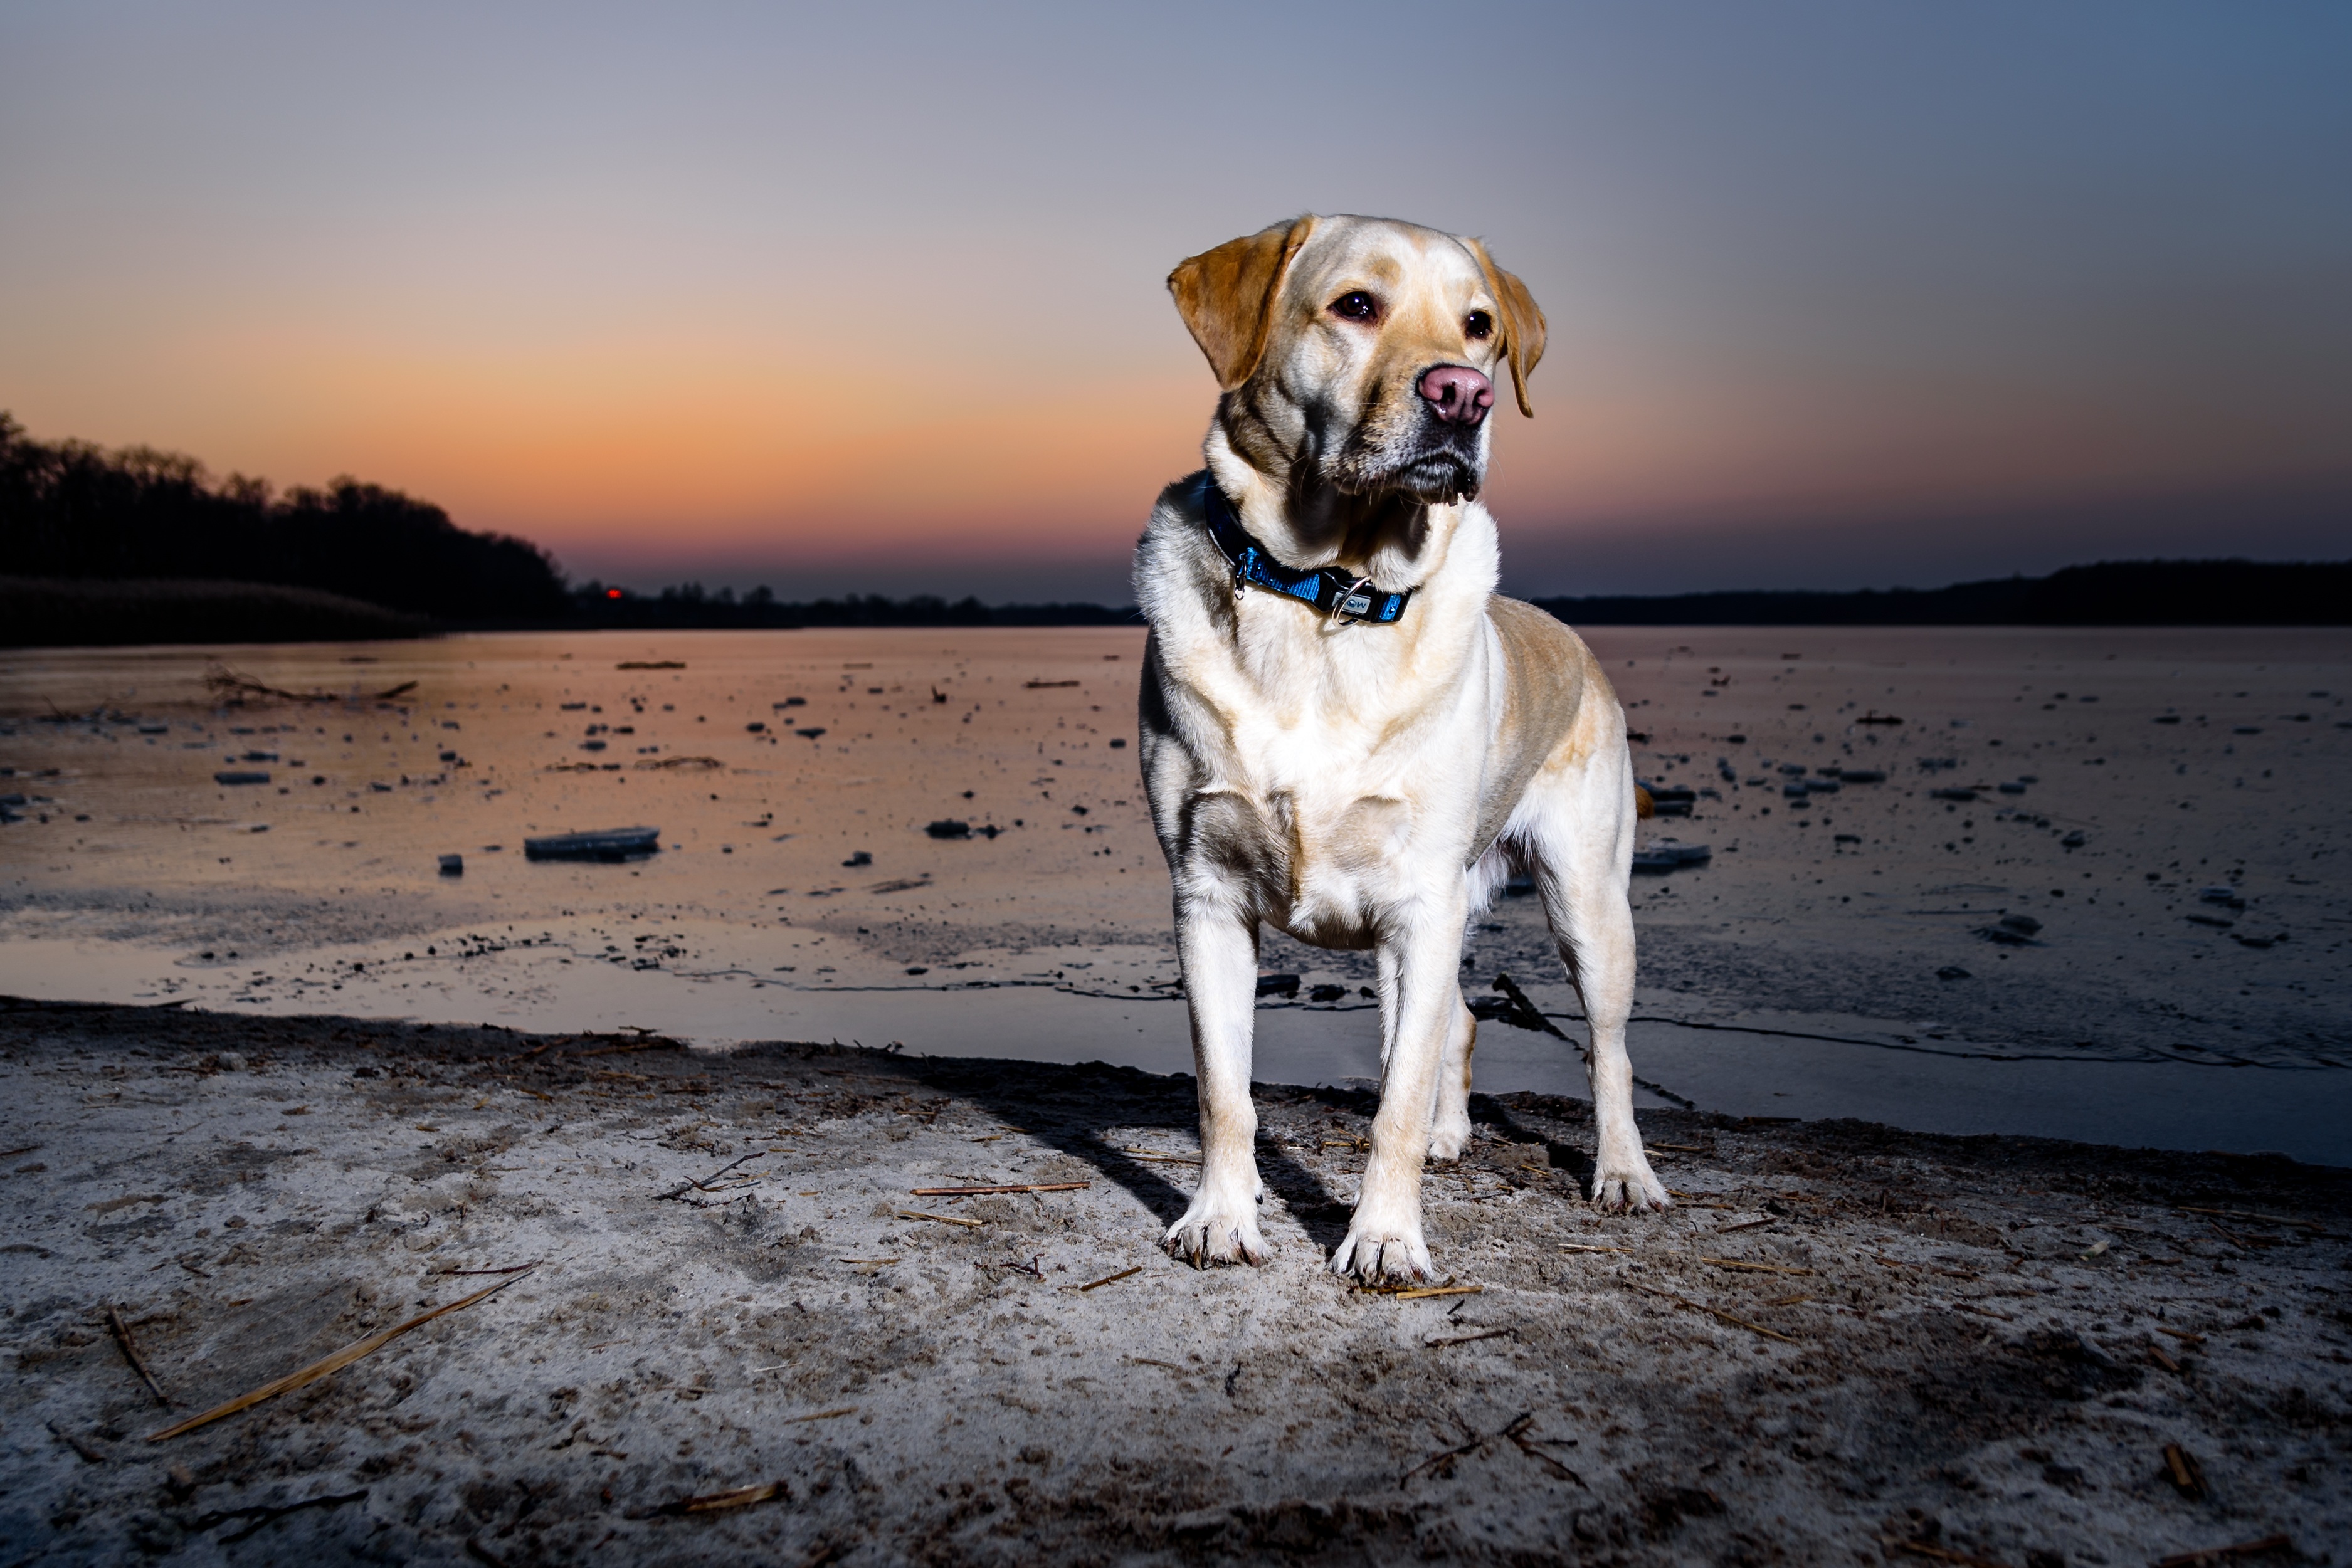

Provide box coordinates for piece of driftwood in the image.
[2163,1443,2209,1499]
[907,1182,1087,1196]
[147,1268,535,1441]
[1386,1283,1482,1302]
[524,826,661,861]
[106,1304,172,1408]
[206,665,416,705]
[1075,1266,1142,1292]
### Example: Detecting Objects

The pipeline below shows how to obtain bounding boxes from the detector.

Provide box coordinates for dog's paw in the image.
[1328,1211,1433,1285]
[1589,1148,1671,1213]
[1164,1198,1271,1268]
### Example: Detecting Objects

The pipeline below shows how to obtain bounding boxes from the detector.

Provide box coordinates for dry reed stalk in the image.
[105,1305,172,1408]
[1624,1280,1798,1344]
[147,1268,535,1441]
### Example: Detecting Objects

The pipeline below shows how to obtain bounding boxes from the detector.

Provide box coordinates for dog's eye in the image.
[1329,291,1379,323]
[1465,310,1494,340]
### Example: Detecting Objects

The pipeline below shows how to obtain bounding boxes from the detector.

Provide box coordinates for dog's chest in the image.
[1183,701,1483,940]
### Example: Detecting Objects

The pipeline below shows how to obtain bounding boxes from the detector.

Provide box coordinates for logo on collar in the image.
[1198,476,1413,627]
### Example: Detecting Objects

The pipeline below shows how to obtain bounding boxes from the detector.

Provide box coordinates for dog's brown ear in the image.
[1168,215,1318,391]
[1465,238,1547,417]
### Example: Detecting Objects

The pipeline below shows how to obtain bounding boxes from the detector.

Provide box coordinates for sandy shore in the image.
[5,999,2346,1565]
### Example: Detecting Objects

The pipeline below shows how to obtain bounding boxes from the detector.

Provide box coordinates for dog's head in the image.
[1169,214,1544,506]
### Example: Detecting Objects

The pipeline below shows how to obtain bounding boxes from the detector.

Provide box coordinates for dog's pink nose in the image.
[1417,364,1493,425]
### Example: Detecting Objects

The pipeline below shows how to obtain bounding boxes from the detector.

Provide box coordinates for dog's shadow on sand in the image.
[895,1057,1360,1257]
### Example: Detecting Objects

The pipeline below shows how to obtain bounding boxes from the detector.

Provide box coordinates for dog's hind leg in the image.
[1426,988,1476,1161]
[1332,890,1467,1283]
[1524,773,1669,1212]
[1164,908,1272,1266]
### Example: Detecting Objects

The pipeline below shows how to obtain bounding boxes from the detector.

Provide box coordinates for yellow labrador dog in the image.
[1134,214,1669,1285]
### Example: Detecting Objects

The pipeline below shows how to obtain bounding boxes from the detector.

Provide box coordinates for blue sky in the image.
[3,1,2347,599]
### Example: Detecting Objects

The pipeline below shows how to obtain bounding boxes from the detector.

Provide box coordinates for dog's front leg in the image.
[1332,897,1465,1283]
[1165,902,1270,1266]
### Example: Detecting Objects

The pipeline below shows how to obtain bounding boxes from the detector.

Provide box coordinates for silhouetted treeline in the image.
[0,576,426,648]
[1534,559,2352,627]
[0,411,568,621]
[571,583,1139,629]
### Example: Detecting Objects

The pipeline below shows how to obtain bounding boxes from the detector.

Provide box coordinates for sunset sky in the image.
[3,3,2347,602]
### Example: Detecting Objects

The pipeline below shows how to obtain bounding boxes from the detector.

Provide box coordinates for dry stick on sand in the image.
[781,1407,857,1424]
[432,1261,545,1277]
[626,1479,789,1520]
[1507,1422,1588,1487]
[907,1182,1089,1196]
[1699,1256,1814,1276]
[1383,1283,1482,1302]
[1425,1327,1517,1349]
[146,1268,536,1442]
[1400,1411,1534,1487]
[657,1152,767,1201]
[1075,1266,1142,1292]
[105,1305,172,1408]
[1624,1280,1800,1345]
[896,1208,984,1229]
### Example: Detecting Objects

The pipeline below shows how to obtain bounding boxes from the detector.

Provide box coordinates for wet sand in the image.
[4,1000,2344,1565]
[3,626,2349,1159]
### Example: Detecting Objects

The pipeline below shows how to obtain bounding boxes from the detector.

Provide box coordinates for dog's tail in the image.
[1633,784,1655,820]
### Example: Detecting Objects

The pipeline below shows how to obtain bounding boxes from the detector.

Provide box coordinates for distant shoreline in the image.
[6,556,2351,646]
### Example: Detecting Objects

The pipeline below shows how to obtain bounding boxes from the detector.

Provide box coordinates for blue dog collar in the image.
[1199,475,1413,626]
